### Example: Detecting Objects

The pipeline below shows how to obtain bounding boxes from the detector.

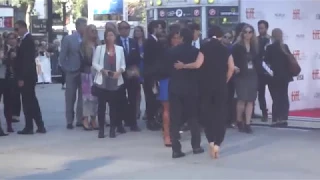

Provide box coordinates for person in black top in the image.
[257,20,271,121]
[165,28,204,158]
[265,28,293,127]
[14,20,46,134]
[174,25,235,159]
[143,20,165,131]
[116,21,141,132]
[232,24,261,134]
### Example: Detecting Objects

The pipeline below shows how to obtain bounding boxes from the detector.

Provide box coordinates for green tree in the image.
[12,0,36,28]
[52,0,87,23]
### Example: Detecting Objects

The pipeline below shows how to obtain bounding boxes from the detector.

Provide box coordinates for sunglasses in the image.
[244,30,253,34]
[91,29,97,33]
[224,35,232,40]
[14,28,19,32]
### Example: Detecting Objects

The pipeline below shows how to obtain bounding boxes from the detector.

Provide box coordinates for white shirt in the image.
[151,34,158,42]
[21,32,30,41]
[192,38,200,49]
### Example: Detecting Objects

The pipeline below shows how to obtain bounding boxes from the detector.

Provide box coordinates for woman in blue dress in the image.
[158,27,182,146]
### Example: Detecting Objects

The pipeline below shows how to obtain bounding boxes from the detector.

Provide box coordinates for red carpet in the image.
[289,108,320,118]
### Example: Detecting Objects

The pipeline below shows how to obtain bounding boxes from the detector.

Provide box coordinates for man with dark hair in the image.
[14,20,46,134]
[143,20,165,131]
[188,23,201,49]
[166,28,203,158]
[59,17,87,129]
[256,20,271,121]
[116,21,141,132]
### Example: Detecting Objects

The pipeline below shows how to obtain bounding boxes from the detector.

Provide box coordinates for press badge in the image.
[248,62,253,69]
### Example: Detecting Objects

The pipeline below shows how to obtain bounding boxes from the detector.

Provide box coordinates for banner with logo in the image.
[240,0,320,112]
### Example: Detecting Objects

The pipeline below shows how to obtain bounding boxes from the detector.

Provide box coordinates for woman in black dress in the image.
[232,24,260,134]
[174,25,235,159]
[265,28,293,127]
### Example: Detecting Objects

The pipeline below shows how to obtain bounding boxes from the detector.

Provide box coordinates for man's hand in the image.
[18,80,24,87]
[174,61,185,70]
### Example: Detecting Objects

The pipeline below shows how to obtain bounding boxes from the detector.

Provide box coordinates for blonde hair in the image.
[271,28,288,55]
[236,24,259,54]
[81,24,99,60]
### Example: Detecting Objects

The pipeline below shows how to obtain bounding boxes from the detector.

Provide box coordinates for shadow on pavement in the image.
[11,156,116,180]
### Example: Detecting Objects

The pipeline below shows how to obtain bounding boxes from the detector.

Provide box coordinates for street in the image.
[0,84,320,179]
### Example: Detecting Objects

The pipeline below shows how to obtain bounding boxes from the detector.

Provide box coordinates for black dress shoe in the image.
[193,147,205,154]
[76,122,83,127]
[17,129,34,135]
[98,133,105,138]
[36,127,47,134]
[117,126,126,134]
[67,124,74,129]
[109,127,116,138]
[0,129,8,136]
[172,151,186,159]
[130,126,141,132]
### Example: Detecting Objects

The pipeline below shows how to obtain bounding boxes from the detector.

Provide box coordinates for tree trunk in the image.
[25,0,35,29]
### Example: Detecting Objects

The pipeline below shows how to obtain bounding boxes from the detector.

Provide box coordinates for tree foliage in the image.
[53,0,87,23]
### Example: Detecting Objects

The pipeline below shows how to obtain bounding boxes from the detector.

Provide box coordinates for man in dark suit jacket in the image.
[116,21,141,132]
[14,20,46,134]
[143,20,166,131]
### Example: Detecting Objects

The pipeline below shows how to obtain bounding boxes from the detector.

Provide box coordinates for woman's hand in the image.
[174,61,185,70]
[101,69,109,76]
[234,66,240,73]
[10,52,16,58]
[112,71,121,79]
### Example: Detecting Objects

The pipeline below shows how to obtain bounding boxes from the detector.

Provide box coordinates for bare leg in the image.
[162,101,171,146]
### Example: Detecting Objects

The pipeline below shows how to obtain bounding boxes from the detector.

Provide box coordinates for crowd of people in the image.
[0,18,298,159]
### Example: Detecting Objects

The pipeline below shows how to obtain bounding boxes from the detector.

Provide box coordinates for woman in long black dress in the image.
[174,25,235,159]
[232,24,261,134]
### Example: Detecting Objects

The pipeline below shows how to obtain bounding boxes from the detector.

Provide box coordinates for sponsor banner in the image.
[241,0,320,114]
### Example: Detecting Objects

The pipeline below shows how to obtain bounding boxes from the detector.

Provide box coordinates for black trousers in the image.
[12,81,21,117]
[200,89,227,146]
[0,79,12,128]
[21,81,44,130]
[96,86,122,128]
[122,76,140,127]
[169,92,201,152]
[269,81,289,121]
[143,77,160,121]
[226,79,236,125]
[257,75,270,112]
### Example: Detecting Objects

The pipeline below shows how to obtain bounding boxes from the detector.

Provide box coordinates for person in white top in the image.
[189,23,201,49]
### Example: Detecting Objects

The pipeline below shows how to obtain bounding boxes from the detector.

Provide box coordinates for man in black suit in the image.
[116,21,141,132]
[143,20,165,131]
[14,20,46,134]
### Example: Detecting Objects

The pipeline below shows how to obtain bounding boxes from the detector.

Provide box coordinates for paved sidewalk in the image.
[0,84,320,179]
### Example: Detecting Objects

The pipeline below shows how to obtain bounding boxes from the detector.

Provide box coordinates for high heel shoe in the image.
[90,121,99,130]
[83,124,92,131]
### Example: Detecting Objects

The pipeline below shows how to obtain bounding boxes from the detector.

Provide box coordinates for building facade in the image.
[146,0,239,37]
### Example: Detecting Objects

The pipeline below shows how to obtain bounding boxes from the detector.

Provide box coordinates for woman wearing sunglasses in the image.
[232,24,261,134]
